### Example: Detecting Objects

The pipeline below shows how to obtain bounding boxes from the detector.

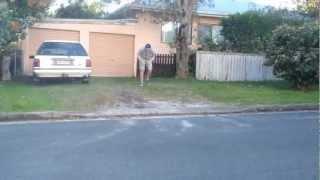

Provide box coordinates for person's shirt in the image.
[138,48,155,61]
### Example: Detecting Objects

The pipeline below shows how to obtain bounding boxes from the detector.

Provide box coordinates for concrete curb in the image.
[0,104,318,122]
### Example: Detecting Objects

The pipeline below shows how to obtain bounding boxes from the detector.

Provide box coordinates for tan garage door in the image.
[89,32,134,77]
[27,28,80,73]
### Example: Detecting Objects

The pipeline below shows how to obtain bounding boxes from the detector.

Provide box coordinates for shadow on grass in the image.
[10,76,88,86]
[4,76,317,92]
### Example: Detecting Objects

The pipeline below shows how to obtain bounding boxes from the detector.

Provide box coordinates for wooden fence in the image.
[137,54,176,77]
[196,51,276,81]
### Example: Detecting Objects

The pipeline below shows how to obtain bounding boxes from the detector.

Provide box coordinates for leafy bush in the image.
[220,8,307,53]
[265,22,319,90]
[200,37,234,52]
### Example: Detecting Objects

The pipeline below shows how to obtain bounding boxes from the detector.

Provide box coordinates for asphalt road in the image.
[0,111,318,180]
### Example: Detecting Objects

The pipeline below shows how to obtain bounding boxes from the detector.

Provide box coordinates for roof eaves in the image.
[38,18,138,25]
[196,11,229,18]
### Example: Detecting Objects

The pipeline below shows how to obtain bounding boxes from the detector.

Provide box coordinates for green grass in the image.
[0,78,318,112]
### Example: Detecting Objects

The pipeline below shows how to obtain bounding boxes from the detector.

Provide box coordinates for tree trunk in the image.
[175,0,194,79]
[176,36,189,79]
[2,56,11,81]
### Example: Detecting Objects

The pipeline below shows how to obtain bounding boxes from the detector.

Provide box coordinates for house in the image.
[21,1,227,77]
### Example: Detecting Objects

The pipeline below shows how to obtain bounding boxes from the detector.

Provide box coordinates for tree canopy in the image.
[219,7,307,53]
[54,0,107,19]
[0,0,51,55]
[296,0,320,18]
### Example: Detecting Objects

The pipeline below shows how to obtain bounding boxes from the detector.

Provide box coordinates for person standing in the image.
[138,44,155,87]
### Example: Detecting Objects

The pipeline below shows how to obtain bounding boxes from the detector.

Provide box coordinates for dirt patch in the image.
[93,93,117,107]
[95,89,147,110]
[113,89,146,105]
[97,97,234,115]
[91,86,240,115]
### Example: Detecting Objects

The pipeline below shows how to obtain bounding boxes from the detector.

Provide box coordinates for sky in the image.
[199,0,298,14]
[236,0,297,9]
[50,0,298,14]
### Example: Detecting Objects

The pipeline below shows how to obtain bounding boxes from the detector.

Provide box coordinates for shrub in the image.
[265,22,319,90]
[220,7,307,53]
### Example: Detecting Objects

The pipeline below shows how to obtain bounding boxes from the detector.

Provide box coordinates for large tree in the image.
[174,0,196,78]
[133,0,213,78]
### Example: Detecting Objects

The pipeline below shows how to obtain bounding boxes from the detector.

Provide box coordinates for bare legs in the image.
[140,70,144,86]
[146,70,152,81]
[140,69,152,86]
[138,59,152,87]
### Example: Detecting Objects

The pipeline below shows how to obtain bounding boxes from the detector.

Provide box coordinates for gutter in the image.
[0,104,317,122]
[37,18,138,25]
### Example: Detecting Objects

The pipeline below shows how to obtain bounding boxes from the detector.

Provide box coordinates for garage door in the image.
[27,28,80,73]
[89,32,134,77]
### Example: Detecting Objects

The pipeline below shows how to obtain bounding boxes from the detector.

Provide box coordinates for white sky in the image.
[49,0,298,14]
[236,0,298,9]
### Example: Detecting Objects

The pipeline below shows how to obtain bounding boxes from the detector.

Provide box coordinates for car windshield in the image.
[37,42,87,56]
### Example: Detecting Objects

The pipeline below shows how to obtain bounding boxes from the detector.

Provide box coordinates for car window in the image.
[37,42,88,56]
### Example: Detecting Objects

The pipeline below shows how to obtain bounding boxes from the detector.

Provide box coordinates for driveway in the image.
[0,111,318,180]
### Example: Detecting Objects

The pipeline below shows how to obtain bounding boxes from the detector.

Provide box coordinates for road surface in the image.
[0,111,318,180]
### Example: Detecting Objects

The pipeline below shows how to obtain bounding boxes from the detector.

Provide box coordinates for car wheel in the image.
[81,78,90,84]
[32,76,41,85]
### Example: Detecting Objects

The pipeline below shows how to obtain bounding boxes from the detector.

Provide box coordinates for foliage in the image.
[200,37,219,51]
[296,0,320,18]
[220,7,307,53]
[265,22,319,90]
[0,0,50,55]
[200,35,231,52]
[55,0,107,19]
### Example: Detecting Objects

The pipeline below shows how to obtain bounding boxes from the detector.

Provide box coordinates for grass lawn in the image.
[0,78,318,112]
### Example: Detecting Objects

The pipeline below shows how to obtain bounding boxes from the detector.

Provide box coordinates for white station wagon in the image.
[31,40,92,83]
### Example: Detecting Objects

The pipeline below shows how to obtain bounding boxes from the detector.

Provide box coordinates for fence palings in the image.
[137,54,176,78]
[196,51,277,81]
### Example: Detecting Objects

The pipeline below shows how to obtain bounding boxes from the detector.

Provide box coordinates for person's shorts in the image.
[138,58,153,71]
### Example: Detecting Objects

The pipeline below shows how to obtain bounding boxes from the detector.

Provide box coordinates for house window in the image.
[161,22,178,43]
[198,25,223,44]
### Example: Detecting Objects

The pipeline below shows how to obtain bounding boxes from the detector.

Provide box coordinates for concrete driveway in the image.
[0,111,318,180]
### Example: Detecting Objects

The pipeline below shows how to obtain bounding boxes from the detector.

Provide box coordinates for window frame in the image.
[161,22,178,44]
[198,24,223,44]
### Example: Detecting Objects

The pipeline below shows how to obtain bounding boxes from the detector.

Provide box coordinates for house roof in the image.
[108,0,229,19]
